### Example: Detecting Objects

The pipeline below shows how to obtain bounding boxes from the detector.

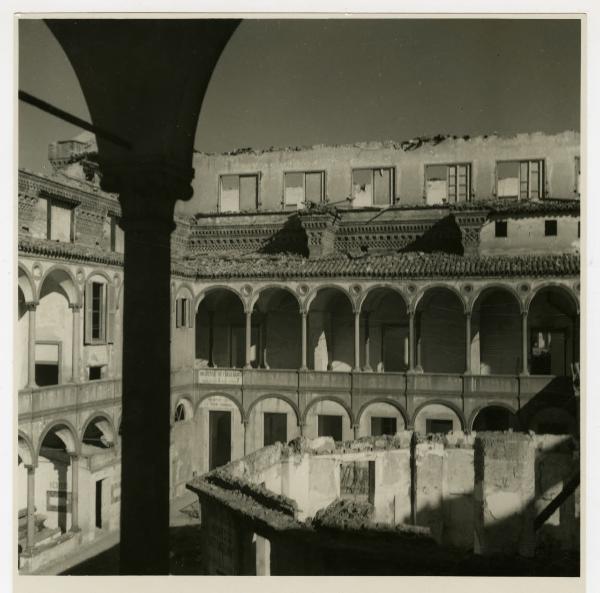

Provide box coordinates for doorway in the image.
[264,412,287,446]
[209,410,232,470]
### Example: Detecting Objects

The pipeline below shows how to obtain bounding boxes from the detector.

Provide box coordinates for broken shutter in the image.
[107,284,116,343]
[84,280,93,344]
[447,166,457,202]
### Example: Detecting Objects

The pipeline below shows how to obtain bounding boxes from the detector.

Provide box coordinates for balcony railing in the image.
[18,369,575,421]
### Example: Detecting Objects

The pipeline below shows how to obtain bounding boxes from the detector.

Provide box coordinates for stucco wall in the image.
[183,131,580,215]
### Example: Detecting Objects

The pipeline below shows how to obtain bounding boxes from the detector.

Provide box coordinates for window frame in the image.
[350,166,395,208]
[495,158,545,200]
[423,162,472,204]
[84,276,116,345]
[282,170,326,208]
[218,172,261,213]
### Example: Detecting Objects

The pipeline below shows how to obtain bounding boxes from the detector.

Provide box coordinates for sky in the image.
[18,18,581,175]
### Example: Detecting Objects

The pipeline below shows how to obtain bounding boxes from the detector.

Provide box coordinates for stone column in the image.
[111,167,184,575]
[521,310,529,375]
[70,303,82,383]
[353,310,361,371]
[26,302,37,388]
[261,314,269,369]
[245,310,253,369]
[465,311,472,374]
[363,312,372,372]
[300,311,308,371]
[208,311,215,367]
[70,454,80,532]
[408,311,416,372]
[25,464,36,551]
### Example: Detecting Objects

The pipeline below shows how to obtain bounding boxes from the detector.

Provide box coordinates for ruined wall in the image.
[184,131,580,215]
[189,431,579,576]
[480,214,580,256]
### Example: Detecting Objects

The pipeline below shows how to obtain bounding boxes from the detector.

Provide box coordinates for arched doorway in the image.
[307,287,354,371]
[413,403,463,434]
[472,405,519,431]
[195,288,248,369]
[360,288,409,372]
[253,288,301,369]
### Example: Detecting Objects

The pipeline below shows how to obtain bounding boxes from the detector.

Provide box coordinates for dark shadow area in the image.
[401,214,464,255]
[259,214,308,256]
[61,526,208,575]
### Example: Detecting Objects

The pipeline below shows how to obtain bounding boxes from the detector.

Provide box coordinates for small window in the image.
[495,220,508,238]
[174,403,186,422]
[219,174,259,212]
[35,342,60,386]
[424,163,470,204]
[175,297,191,329]
[89,366,103,381]
[545,220,558,237]
[284,171,325,208]
[425,419,453,434]
[351,167,394,207]
[496,160,544,200]
[85,278,116,345]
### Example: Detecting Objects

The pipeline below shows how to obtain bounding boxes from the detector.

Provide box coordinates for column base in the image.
[362,365,373,372]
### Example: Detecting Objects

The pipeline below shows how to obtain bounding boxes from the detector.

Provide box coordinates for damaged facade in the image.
[16,130,580,572]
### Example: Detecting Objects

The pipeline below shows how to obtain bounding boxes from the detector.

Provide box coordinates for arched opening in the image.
[304,399,353,441]
[528,406,577,436]
[195,289,249,368]
[82,416,116,451]
[527,287,578,376]
[253,288,301,369]
[246,397,300,453]
[415,288,466,374]
[471,288,522,375]
[308,288,354,371]
[360,288,409,372]
[357,401,406,437]
[37,268,79,386]
[472,405,519,431]
[17,287,30,389]
[413,403,463,435]
[37,423,77,534]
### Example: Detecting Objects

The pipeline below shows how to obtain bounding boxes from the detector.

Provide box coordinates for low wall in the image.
[187,431,580,575]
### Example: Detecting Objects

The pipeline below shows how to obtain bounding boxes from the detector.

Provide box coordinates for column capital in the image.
[69,303,83,312]
[25,301,38,312]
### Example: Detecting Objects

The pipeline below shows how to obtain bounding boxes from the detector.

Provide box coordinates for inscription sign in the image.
[46,490,72,512]
[196,369,242,386]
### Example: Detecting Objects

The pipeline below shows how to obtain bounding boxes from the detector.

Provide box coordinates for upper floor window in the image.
[284,171,325,208]
[495,220,508,238]
[424,163,471,205]
[219,174,259,212]
[544,219,558,237]
[84,278,116,345]
[33,196,74,242]
[351,167,394,207]
[496,159,544,200]
[175,297,192,329]
[575,156,581,195]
